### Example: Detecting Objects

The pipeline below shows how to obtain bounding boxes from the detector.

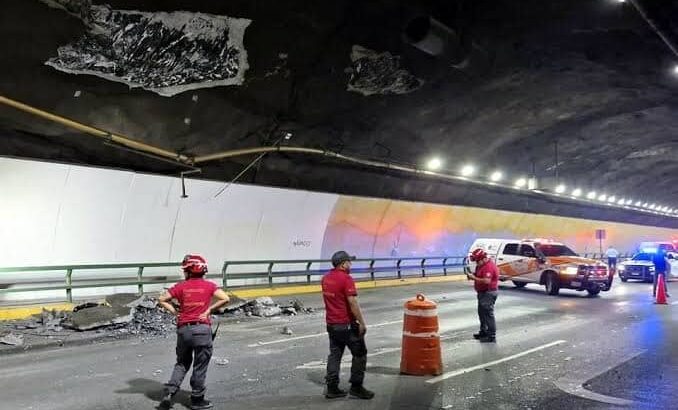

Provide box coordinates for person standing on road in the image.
[605,246,620,273]
[652,249,671,298]
[158,254,230,410]
[321,250,374,400]
[605,246,620,289]
[467,248,499,343]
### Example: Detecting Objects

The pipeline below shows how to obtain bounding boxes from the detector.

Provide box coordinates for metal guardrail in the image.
[221,256,466,289]
[0,256,467,302]
[0,262,181,302]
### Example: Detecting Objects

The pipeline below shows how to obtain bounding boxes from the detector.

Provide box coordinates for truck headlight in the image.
[649,266,655,272]
[560,266,579,275]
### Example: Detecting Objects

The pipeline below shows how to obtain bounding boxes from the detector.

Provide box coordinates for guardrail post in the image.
[222,263,229,289]
[137,266,144,295]
[369,260,375,281]
[268,262,274,286]
[442,258,448,276]
[421,258,426,277]
[397,259,402,279]
[306,262,312,284]
[66,268,73,302]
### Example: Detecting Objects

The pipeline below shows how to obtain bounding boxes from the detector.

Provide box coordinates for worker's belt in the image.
[178,321,209,328]
[327,323,355,331]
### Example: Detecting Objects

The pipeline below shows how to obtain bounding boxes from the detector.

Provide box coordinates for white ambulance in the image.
[466,238,610,296]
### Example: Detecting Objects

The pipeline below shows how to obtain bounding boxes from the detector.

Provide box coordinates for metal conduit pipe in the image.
[0,95,192,164]
[194,145,677,219]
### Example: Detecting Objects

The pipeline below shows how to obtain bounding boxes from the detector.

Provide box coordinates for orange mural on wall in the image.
[321,196,678,258]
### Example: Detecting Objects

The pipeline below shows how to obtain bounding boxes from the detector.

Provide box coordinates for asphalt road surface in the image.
[2,278,677,410]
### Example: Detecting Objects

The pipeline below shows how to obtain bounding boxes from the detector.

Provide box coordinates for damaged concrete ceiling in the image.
[1,0,678,219]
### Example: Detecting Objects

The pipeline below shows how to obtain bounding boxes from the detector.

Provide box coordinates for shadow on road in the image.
[115,378,192,409]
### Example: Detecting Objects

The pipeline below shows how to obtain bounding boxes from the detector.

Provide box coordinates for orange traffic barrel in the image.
[400,293,443,376]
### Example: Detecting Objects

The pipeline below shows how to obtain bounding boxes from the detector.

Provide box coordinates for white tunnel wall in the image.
[0,157,338,267]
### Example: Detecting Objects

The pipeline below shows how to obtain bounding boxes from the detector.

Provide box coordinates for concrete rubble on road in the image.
[0,293,314,350]
[222,295,314,317]
[0,333,24,346]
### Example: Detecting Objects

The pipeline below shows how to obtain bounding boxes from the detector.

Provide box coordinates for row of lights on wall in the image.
[425,158,677,217]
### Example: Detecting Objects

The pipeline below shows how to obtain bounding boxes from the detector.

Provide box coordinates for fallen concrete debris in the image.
[281,307,297,316]
[73,302,98,312]
[220,293,250,313]
[222,296,311,317]
[64,305,135,331]
[0,292,315,350]
[281,326,293,335]
[0,333,24,346]
[251,297,282,317]
[214,357,229,366]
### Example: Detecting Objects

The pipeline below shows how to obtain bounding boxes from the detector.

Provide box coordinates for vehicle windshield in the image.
[632,253,654,261]
[536,244,577,257]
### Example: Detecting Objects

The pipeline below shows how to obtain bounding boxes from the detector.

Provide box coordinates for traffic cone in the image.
[655,274,668,305]
[400,294,442,376]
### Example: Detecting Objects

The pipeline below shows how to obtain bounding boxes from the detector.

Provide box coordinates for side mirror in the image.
[538,256,546,264]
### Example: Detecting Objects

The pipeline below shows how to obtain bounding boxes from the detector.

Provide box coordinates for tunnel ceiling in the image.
[1,0,678,215]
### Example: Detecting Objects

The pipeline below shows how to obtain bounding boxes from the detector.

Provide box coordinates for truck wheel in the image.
[545,272,560,296]
[620,276,628,283]
[513,281,527,288]
[587,288,601,296]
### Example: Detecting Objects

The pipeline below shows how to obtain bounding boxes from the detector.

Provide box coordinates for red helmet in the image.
[469,248,488,262]
[182,254,208,275]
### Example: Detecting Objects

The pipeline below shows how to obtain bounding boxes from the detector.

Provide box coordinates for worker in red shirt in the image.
[158,254,230,410]
[321,251,374,400]
[467,248,499,343]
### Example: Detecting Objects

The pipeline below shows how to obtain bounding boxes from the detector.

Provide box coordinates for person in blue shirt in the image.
[652,250,670,298]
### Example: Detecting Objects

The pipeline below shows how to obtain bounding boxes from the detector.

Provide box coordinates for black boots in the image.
[349,384,375,400]
[160,389,174,409]
[325,384,347,399]
[190,396,213,410]
[326,384,374,400]
[473,332,487,340]
[479,335,496,343]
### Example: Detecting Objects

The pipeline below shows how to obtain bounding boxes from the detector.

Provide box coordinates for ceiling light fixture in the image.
[555,184,566,194]
[490,171,503,182]
[460,164,476,177]
[572,188,582,197]
[515,178,527,188]
[426,158,442,171]
[587,191,597,199]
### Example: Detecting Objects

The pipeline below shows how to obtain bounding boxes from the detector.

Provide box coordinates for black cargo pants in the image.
[165,323,213,398]
[477,291,498,337]
[325,323,367,387]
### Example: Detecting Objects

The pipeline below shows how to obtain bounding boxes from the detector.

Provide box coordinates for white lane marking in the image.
[251,305,546,347]
[247,320,404,347]
[554,350,645,406]
[369,320,403,328]
[296,347,401,369]
[248,332,325,347]
[426,340,567,384]
[296,309,558,371]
